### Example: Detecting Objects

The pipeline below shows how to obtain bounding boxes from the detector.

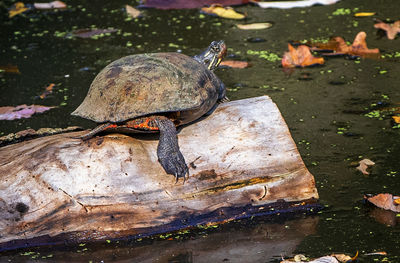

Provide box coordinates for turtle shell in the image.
[72,53,223,123]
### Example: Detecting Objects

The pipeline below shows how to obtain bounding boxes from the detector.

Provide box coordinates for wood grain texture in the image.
[0,96,318,249]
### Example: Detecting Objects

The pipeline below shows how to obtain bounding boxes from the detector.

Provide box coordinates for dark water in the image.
[1,0,400,262]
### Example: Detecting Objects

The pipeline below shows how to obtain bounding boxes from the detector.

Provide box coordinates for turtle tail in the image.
[75,122,113,140]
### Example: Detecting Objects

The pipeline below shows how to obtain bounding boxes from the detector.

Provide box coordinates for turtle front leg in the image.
[154,116,189,182]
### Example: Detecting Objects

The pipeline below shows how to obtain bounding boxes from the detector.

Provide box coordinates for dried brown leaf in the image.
[374,20,400,40]
[312,32,380,58]
[365,193,400,213]
[126,4,141,18]
[139,0,249,9]
[220,60,250,68]
[356,158,375,175]
[281,44,324,68]
[34,1,67,9]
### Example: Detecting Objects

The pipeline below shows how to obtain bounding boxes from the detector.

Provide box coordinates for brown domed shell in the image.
[72,53,223,123]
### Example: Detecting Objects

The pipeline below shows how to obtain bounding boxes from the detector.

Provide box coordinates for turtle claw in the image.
[158,151,189,183]
[155,117,189,183]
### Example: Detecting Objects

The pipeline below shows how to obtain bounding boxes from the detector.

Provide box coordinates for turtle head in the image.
[194,40,227,71]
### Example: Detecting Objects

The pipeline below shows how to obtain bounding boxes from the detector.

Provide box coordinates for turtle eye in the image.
[204,59,210,64]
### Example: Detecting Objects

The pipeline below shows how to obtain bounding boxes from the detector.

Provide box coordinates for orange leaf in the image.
[9,2,29,18]
[0,65,20,74]
[281,44,324,68]
[392,116,400,123]
[354,12,376,17]
[374,20,400,40]
[312,32,380,58]
[38,83,55,99]
[220,60,250,68]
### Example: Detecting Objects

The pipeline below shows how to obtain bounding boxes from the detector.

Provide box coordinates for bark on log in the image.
[0,96,319,250]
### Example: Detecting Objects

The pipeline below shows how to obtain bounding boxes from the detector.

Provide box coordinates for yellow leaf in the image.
[9,2,29,18]
[201,5,245,20]
[236,22,272,30]
[126,4,141,18]
[354,12,376,17]
[392,116,400,123]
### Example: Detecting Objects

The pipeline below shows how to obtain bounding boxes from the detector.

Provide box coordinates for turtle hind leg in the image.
[75,122,113,140]
[154,116,189,182]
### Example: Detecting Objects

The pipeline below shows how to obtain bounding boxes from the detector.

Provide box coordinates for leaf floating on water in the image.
[392,116,400,123]
[281,252,357,263]
[364,193,400,213]
[255,0,340,9]
[126,4,141,18]
[236,22,272,30]
[364,251,387,256]
[356,158,375,175]
[374,19,400,40]
[201,4,245,19]
[139,0,248,9]
[281,44,324,68]
[354,12,376,17]
[311,31,380,58]
[0,65,21,74]
[220,60,250,68]
[0,105,55,120]
[72,28,118,38]
[8,2,30,18]
[33,1,67,9]
[37,83,55,99]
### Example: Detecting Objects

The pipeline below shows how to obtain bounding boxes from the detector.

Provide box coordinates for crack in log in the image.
[185,175,281,199]
[59,188,88,213]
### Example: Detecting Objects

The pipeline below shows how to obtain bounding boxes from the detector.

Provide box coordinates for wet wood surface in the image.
[0,96,319,250]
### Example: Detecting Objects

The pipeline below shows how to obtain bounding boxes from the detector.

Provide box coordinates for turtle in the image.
[71,40,227,181]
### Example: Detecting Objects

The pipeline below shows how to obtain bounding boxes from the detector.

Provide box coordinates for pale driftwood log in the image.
[0,96,319,250]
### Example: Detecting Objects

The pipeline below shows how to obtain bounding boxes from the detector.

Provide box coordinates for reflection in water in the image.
[368,207,400,227]
[0,217,318,263]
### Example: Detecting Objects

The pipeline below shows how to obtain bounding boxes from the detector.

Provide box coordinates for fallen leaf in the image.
[126,4,141,18]
[392,116,400,123]
[365,193,400,213]
[354,12,376,17]
[333,251,358,262]
[220,60,250,68]
[364,251,388,256]
[281,44,324,68]
[201,4,245,19]
[9,2,30,18]
[356,158,375,175]
[139,0,249,9]
[374,19,400,40]
[237,22,272,30]
[312,31,380,58]
[281,252,357,263]
[0,105,54,120]
[254,0,340,9]
[37,83,55,99]
[72,28,118,38]
[33,1,67,9]
[0,65,21,74]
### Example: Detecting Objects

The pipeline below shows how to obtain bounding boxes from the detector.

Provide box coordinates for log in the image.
[0,96,319,250]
